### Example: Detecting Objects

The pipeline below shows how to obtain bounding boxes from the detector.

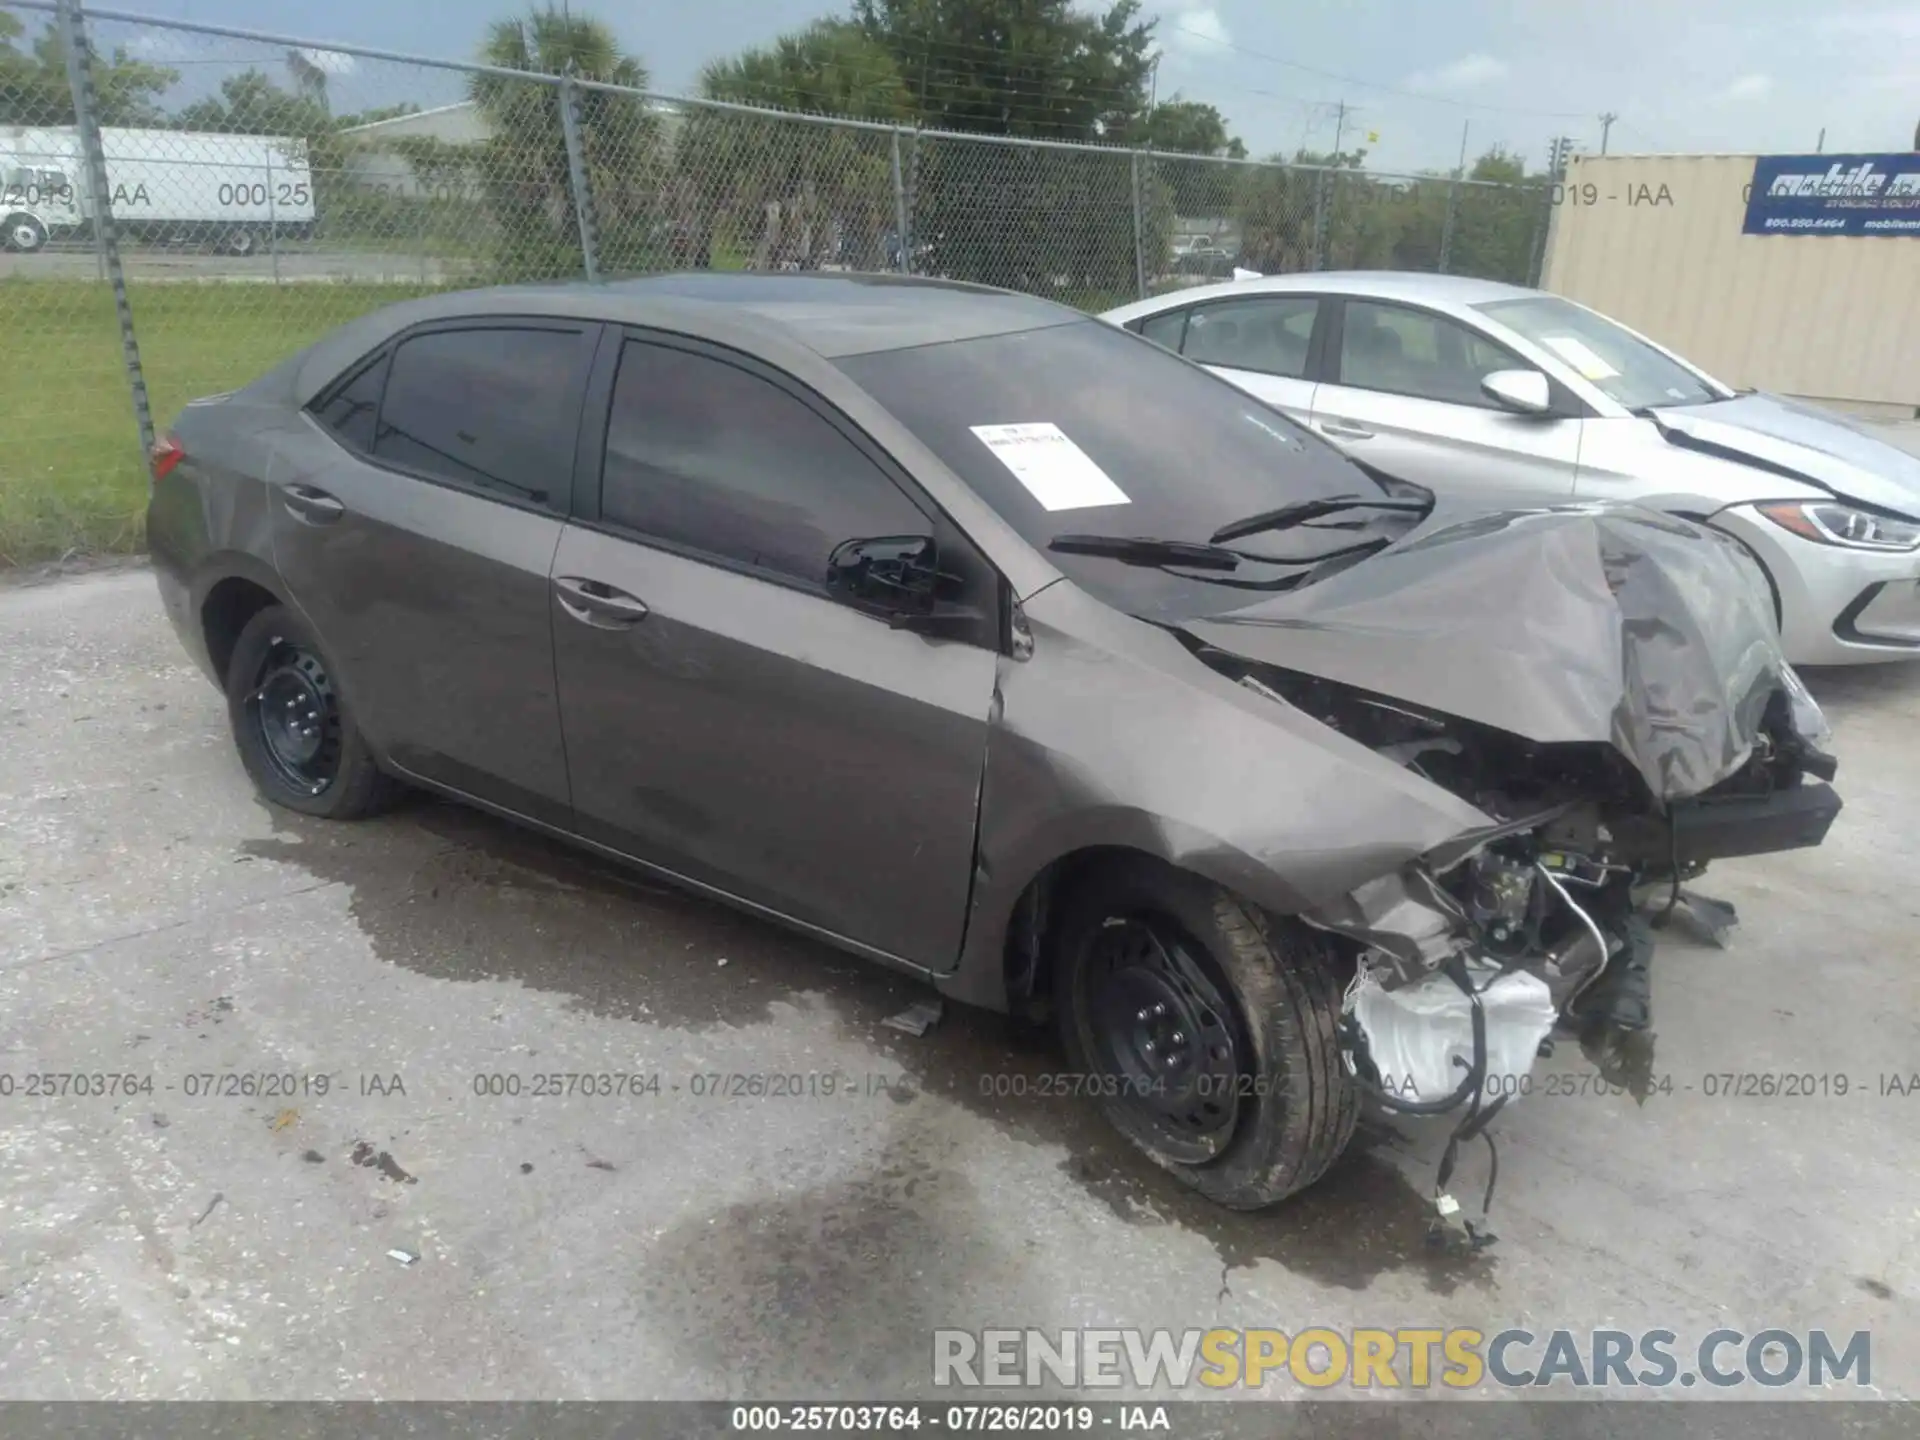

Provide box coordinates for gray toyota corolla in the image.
[149,272,1841,1216]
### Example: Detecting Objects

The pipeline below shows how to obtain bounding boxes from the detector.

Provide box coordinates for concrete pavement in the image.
[1,567,1916,1409]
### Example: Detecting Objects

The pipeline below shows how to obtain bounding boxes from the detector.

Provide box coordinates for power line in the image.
[1157,19,1595,119]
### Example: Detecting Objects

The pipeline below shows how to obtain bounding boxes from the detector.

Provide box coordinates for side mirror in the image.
[826,534,939,614]
[1481,368,1554,416]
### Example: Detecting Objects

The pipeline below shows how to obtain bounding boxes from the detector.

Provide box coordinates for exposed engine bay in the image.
[1184,642,1843,1236]
[1152,503,1845,1234]
[1218,654,1841,1026]
[1244,662,1837,1017]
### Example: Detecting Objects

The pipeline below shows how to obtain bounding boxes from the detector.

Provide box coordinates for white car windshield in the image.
[1476,295,1723,411]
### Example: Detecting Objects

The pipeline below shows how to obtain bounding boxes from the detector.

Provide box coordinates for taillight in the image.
[150,433,185,483]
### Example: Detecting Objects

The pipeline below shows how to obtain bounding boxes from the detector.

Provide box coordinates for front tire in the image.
[225,605,396,820]
[223,225,257,256]
[4,213,48,253]
[1055,855,1358,1209]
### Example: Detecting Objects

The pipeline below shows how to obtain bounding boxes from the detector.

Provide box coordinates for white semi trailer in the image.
[1,126,317,255]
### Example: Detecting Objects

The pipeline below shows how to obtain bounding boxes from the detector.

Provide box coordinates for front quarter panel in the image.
[1574,415,1827,512]
[944,580,1493,1009]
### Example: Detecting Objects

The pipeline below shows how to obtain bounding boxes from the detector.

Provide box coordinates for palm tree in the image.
[686,21,912,270]
[467,7,660,277]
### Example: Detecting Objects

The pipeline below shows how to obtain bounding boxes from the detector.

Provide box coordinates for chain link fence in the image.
[0,0,1551,563]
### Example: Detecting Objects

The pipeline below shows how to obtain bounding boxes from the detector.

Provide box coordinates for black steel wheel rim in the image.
[1080,914,1246,1162]
[248,638,342,795]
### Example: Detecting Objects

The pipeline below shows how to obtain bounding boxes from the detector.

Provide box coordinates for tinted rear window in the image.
[837,320,1393,620]
[372,326,590,508]
[311,352,387,452]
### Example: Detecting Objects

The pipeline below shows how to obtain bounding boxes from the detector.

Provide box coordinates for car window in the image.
[600,340,932,591]
[371,326,588,508]
[1337,300,1520,407]
[1475,294,1720,409]
[1181,297,1319,379]
[1137,309,1187,351]
[837,319,1407,623]
[310,352,388,453]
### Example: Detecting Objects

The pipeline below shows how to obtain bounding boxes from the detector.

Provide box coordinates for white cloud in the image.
[1404,53,1509,91]
[1163,6,1232,55]
[295,47,357,76]
[1716,73,1773,102]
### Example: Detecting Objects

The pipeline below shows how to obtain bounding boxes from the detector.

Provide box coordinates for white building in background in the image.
[337,102,494,197]
[338,98,684,198]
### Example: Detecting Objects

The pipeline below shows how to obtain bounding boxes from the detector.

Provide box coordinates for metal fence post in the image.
[1310,168,1329,271]
[1130,149,1147,299]
[265,149,281,284]
[1438,177,1458,274]
[557,71,600,282]
[57,0,155,462]
[1525,180,1551,288]
[890,127,911,274]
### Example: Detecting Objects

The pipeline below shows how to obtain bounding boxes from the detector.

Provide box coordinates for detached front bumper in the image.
[1712,503,1920,665]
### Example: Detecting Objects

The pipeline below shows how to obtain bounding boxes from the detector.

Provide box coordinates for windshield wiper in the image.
[1047,535,1241,570]
[1208,494,1428,544]
[1047,531,1395,590]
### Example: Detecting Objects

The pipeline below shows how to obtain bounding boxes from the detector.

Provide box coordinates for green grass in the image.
[0,265,1122,568]
[0,279,445,566]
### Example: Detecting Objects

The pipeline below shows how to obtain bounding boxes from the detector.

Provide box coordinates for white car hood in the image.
[1650,393,1920,518]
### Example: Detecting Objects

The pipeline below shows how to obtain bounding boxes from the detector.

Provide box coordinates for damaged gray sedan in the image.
[148,273,1842,1213]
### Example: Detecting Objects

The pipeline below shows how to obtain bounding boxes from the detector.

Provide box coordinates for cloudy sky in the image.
[102,0,1919,173]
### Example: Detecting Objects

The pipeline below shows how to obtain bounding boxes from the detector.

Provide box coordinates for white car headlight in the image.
[1758,500,1920,552]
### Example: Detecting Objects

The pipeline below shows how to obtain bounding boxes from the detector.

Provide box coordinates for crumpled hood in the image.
[1181,501,1817,802]
[1651,392,1920,517]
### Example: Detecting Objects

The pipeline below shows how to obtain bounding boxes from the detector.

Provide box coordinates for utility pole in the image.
[1331,99,1348,162]
[1598,112,1617,155]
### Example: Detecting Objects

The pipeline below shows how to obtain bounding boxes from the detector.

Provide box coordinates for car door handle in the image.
[1317,420,1375,441]
[280,483,344,524]
[554,575,650,628]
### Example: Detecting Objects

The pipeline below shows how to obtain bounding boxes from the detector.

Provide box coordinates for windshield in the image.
[1476,295,1722,411]
[837,320,1409,620]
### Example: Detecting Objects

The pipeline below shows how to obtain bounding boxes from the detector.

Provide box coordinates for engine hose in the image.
[1342,952,1490,1116]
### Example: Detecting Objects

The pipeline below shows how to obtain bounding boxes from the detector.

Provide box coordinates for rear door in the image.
[549,331,1000,969]
[272,318,597,825]
[1309,298,1582,506]
[1134,293,1323,426]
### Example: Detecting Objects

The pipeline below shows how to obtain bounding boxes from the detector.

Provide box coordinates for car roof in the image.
[1105,269,1541,318]
[601,271,1080,355]
[280,271,1087,407]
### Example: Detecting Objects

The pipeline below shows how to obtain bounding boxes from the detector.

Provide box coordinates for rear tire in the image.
[4,213,48,253]
[225,604,397,820]
[1054,855,1358,1209]
[223,225,256,256]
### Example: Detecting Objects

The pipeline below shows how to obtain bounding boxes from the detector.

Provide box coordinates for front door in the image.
[549,333,999,969]
[270,319,598,825]
[1310,298,1581,506]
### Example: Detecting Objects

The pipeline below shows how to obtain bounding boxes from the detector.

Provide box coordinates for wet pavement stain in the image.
[242,795,920,1030]
[249,793,1494,1294]
[641,1119,1046,1392]
[863,1016,1497,1298]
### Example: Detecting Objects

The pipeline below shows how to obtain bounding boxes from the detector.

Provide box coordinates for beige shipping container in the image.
[1540,153,1919,418]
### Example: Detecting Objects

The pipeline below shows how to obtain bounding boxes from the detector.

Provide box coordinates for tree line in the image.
[0,2,1549,292]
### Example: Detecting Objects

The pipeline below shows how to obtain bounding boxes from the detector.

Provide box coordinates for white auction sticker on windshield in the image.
[1539,335,1620,381]
[969,422,1131,511]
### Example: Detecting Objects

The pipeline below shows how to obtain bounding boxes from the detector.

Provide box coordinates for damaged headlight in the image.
[1758,501,1920,552]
